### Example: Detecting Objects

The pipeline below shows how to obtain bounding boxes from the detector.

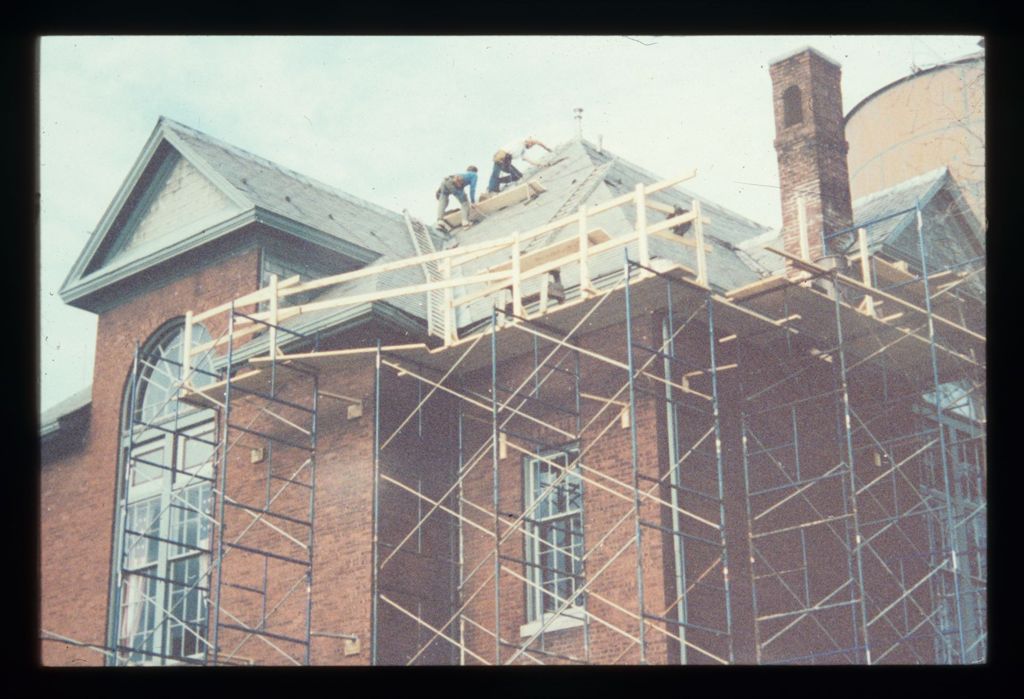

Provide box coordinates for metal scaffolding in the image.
[200,304,321,666]
[101,169,985,666]
[106,280,335,666]
[364,258,745,665]
[737,205,986,664]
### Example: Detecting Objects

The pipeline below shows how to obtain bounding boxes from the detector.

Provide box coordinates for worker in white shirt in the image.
[487,137,552,194]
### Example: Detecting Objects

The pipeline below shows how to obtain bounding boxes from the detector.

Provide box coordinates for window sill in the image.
[519,610,586,637]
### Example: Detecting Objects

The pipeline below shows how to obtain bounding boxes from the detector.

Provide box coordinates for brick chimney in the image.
[769,47,854,270]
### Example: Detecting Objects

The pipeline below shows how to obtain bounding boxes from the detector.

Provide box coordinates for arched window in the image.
[109,319,217,665]
[783,85,803,127]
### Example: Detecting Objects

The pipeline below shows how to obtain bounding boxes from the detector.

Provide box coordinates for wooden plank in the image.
[511,232,523,317]
[646,212,714,247]
[857,228,876,317]
[645,199,677,216]
[268,273,279,356]
[851,255,980,328]
[578,205,592,295]
[576,170,697,223]
[249,343,426,365]
[736,279,981,384]
[179,368,268,408]
[273,270,511,321]
[182,310,194,377]
[444,181,546,226]
[192,319,265,354]
[272,237,509,302]
[489,229,612,274]
[636,183,649,267]
[193,284,275,322]
[725,274,790,301]
[765,247,985,343]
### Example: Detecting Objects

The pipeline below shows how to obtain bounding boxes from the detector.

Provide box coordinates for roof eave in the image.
[253,208,381,266]
[60,209,259,309]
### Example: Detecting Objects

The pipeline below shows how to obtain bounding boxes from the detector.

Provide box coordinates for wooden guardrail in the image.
[183,170,711,386]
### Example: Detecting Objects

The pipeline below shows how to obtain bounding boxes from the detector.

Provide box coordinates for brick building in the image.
[40,47,986,666]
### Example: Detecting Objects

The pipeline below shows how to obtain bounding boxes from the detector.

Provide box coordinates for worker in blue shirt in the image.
[435,166,479,231]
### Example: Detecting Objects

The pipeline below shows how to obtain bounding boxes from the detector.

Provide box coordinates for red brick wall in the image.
[207,357,381,666]
[374,374,459,665]
[40,245,261,666]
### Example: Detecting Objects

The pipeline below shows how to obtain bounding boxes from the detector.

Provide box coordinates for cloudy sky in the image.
[38,34,983,415]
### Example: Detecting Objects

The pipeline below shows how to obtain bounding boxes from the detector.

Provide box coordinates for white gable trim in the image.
[61,209,259,305]
[59,118,256,298]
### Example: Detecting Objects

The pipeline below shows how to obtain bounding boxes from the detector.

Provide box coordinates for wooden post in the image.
[578,204,592,296]
[857,227,876,317]
[636,183,649,268]
[268,273,279,357]
[693,200,707,286]
[511,232,523,318]
[182,310,194,389]
[797,196,810,261]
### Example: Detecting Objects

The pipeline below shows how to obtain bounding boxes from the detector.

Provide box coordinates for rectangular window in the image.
[523,446,584,627]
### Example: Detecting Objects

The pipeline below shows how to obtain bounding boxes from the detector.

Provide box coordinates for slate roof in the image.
[40,386,92,436]
[60,117,415,308]
[162,118,411,259]
[847,167,951,253]
[430,139,774,329]
[227,137,780,356]
[847,167,984,296]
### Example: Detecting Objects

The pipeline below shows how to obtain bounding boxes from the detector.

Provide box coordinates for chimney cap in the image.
[768,45,842,69]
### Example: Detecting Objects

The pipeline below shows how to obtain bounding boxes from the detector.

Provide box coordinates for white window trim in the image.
[519,608,587,637]
[523,446,584,626]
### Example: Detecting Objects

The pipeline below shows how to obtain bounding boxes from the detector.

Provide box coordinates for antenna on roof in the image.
[574,108,584,140]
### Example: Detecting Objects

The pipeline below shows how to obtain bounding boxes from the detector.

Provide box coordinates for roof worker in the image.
[488,137,552,194]
[435,166,479,232]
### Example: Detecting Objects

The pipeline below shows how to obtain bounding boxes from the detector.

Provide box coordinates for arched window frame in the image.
[106,318,218,666]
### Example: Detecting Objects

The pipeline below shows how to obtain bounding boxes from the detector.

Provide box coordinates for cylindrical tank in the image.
[844,52,984,226]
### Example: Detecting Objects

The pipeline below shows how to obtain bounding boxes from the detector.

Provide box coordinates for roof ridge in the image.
[159,117,404,222]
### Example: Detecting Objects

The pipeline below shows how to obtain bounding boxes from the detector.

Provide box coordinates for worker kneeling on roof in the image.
[436,166,478,232]
[488,137,551,194]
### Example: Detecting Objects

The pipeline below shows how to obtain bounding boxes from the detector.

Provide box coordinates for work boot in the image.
[436,220,451,233]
